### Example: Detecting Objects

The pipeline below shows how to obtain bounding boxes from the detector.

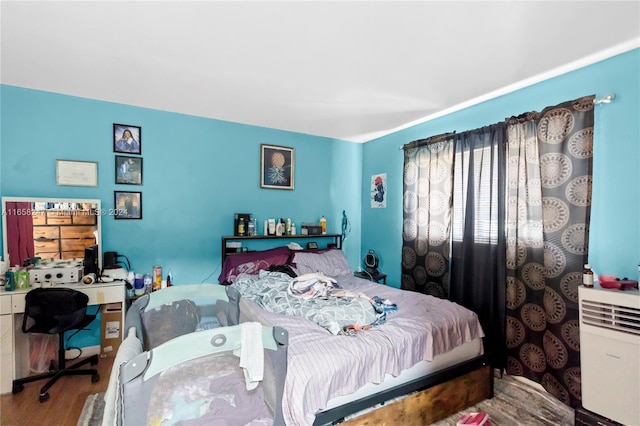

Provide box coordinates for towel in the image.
[234,322,264,391]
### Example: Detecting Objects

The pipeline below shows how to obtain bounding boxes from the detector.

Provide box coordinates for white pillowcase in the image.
[292,249,352,277]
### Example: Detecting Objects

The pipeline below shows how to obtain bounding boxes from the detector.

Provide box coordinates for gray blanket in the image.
[231,271,378,334]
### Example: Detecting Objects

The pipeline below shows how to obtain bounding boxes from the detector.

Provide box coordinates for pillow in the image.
[291,249,352,277]
[218,246,292,284]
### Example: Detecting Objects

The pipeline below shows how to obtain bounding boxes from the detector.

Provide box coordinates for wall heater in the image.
[579,286,640,426]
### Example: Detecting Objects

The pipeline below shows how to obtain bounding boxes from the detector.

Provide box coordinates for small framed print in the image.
[113,123,141,154]
[56,160,98,187]
[114,191,142,220]
[115,155,143,185]
[260,144,294,190]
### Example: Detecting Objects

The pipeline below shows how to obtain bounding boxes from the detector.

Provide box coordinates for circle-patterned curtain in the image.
[505,96,594,408]
[401,138,454,297]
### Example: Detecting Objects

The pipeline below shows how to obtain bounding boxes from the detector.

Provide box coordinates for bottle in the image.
[4,269,15,291]
[238,217,245,236]
[167,270,172,287]
[583,264,594,288]
[286,218,292,235]
[291,223,296,236]
[247,218,255,236]
[264,220,268,236]
[320,216,327,234]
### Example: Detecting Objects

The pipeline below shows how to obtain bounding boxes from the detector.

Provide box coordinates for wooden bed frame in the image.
[316,356,492,425]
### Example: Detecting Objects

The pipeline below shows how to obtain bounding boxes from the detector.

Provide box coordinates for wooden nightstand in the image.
[354,271,387,285]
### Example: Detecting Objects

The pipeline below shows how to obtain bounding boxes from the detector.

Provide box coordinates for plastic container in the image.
[320,216,327,234]
[4,270,15,291]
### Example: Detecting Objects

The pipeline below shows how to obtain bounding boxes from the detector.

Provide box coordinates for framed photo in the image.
[115,155,143,185]
[371,173,387,208]
[113,123,141,154]
[56,160,98,187]
[260,144,294,190]
[114,191,142,220]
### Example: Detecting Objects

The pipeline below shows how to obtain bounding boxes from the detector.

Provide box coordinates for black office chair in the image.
[12,288,100,402]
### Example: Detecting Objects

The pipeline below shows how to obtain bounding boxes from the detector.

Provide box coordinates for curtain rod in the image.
[399,93,616,150]
[593,93,615,104]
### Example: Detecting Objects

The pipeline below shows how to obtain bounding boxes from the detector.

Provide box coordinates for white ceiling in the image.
[2,1,639,143]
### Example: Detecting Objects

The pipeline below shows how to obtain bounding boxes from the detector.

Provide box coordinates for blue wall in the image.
[362,48,640,286]
[2,48,638,288]
[0,86,362,282]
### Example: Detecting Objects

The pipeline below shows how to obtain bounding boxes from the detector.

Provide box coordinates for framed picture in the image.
[56,159,98,187]
[260,144,294,190]
[114,191,142,220]
[113,123,141,155]
[115,155,143,185]
[371,173,387,208]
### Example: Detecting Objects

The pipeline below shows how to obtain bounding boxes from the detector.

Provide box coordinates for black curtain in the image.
[449,123,507,370]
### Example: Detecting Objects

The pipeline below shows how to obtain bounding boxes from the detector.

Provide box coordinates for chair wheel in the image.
[92,373,100,383]
[12,383,24,394]
[39,392,50,403]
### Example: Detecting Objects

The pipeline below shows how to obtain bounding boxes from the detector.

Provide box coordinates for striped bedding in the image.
[235,274,485,425]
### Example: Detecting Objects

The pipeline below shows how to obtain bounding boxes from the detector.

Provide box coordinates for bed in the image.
[221,247,493,425]
[101,284,288,426]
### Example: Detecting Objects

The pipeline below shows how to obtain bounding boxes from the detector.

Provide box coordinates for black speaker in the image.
[84,245,99,275]
[103,251,118,269]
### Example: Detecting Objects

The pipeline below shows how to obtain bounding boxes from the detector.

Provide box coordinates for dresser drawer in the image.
[0,295,11,315]
[34,240,59,252]
[60,225,96,239]
[33,226,60,239]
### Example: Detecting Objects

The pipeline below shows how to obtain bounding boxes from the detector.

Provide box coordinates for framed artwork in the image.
[260,144,294,190]
[115,155,143,185]
[114,191,142,220]
[371,173,387,208]
[113,123,141,154]
[56,159,98,187]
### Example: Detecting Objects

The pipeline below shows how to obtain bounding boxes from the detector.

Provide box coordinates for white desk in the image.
[0,281,125,394]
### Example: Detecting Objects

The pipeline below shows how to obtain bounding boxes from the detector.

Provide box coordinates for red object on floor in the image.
[457,412,490,426]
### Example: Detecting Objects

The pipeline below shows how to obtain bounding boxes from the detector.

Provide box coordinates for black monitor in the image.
[84,245,99,276]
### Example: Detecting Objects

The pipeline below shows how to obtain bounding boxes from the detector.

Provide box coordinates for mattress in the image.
[235,274,484,425]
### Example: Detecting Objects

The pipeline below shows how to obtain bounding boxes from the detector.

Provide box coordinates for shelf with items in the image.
[221,234,342,266]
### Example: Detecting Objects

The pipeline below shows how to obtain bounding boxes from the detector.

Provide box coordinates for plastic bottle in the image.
[286,218,292,235]
[247,219,255,236]
[320,216,327,234]
[238,217,245,236]
[167,270,172,287]
[583,264,594,288]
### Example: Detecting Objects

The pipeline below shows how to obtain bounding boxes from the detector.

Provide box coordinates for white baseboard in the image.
[65,344,100,360]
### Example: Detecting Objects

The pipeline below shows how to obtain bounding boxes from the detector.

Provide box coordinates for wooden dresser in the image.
[32,209,97,259]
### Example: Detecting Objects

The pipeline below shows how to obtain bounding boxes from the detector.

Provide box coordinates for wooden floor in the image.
[0,356,114,426]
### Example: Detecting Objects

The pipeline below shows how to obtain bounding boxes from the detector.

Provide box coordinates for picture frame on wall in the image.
[114,191,142,220]
[55,159,98,187]
[115,155,143,185]
[113,123,141,154]
[260,144,294,190]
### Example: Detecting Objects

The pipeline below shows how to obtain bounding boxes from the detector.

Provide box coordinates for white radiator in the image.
[579,286,640,426]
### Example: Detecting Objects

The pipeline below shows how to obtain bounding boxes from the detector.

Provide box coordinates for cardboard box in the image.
[100,302,122,357]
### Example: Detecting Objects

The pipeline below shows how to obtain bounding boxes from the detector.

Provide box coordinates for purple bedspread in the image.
[239,274,485,425]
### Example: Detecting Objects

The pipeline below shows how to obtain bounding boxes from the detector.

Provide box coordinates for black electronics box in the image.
[301,223,322,235]
[575,406,622,426]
